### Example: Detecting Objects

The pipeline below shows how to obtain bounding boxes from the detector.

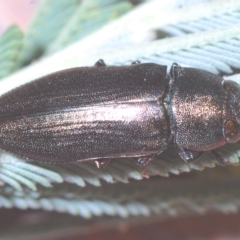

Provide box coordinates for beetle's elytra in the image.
[0,60,240,168]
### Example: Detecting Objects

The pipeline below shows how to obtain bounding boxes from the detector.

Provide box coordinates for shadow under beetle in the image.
[0,60,240,168]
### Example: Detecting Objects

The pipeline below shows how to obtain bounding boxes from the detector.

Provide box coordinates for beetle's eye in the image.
[223,120,240,143]
[223,80,240,92]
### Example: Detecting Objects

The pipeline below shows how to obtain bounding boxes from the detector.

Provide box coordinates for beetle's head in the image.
[222,80,240,143]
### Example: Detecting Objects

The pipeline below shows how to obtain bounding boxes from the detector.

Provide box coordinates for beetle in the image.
[0,60,239,168]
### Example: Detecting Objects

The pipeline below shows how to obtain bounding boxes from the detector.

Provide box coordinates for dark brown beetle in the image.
[0,60,239,168]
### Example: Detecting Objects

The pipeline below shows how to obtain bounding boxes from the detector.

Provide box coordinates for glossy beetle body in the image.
[0,60,240,167]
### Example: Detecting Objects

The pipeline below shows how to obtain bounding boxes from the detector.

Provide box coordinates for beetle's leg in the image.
[210,150,226,166]
[133,155,154,167]
[131,60,141,65]
[170,62,185,79]
[177,146,203,163]
[95,158,111,168]
[94,59,107,67]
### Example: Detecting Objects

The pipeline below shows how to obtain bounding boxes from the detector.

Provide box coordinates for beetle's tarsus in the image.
[177,146,203,163]
[210,150,227,166]
[94,59,106,67]
[133,156,154,167]
[95,158,111,168]
[132,60,141,65]
[170,62,184,79]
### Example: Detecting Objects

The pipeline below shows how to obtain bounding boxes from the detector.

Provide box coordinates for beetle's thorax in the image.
[169,65,226,151]
[223,80,240,125]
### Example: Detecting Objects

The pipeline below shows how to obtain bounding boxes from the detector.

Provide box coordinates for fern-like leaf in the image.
[46,0,132,54]
[0,25,23,80]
